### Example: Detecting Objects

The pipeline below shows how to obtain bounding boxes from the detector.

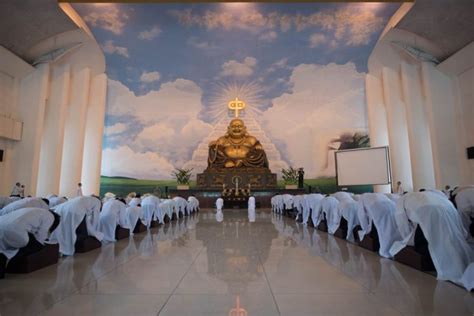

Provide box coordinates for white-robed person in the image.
[216,197,224,222]
[0,208,55,261]
[129,195,141,207]
[125,204,144,234]
[49,196,104,256]
[173,196,188,216]
[357,193,402,258]
[49,196,68,208]
[99,198,129,242]
[390,191,474,286]
[248,196,256,222]
[333,192,359,242]
[452,186,474,238]
[141,194,161,228]
[0,196,21,209]
[321,195,341,234]
[0,197,49,216]
[305,194,324,226]
[187,196,199,213]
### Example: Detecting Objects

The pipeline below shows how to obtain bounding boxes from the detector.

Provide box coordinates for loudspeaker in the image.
[468,147,474,160]
[0,149,3,162]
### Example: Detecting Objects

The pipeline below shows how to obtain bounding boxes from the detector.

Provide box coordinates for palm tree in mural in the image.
[328,132,370,151]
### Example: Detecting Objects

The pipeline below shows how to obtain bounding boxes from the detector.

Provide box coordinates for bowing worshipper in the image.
[173,196,188,216]
[0,207,55,262]
[99,198,130,242]
[0,197,49,216]
[384,193,400,203]
[125,204,144,234]
[303,194,324,227]
[159,199,173,222]
[187,196,199,213]
[76,183,83,197]
[333,192,360,242]
[141,194,161,227]
[49,196,68,208]
[216,197,224,222]
[0,196,20,209]
[390,191,474,285]
[10,182,22,196]
[129,194,141,207]
[452,186,474,238]
[49,196,104,256]
[293,195,305,221]
[357,193,402,258]
[321,195,341,234]
[282,194,294,215]
[125,192,136,205]
[248,196,256,222]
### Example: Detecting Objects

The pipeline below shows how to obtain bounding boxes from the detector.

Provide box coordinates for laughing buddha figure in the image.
[208,118,269,169]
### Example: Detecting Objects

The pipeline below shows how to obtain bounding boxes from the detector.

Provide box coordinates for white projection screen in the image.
[335,147,391,186]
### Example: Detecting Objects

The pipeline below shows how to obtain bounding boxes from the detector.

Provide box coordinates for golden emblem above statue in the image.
[208,118,269,169]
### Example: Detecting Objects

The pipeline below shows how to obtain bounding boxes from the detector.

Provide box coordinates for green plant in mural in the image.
[329,132,370,150]
[281,166,299,185]
[171,168,193,185]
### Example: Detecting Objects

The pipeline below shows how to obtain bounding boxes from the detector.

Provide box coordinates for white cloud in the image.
[101,145,175,180]
[187,37,218,50]
[220,57,257,77]
[102,40,129,58]
[104,123,128,136]
[262,62,368,177]
[84,5,129,35]
[309,33,327,48]
[259,31,277,42]
[140,71,161,83]
[138,26,161,40]
[170,7,384,46]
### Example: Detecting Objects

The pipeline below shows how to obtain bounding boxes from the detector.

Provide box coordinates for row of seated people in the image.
[0,193,200,279]
[271,186,474,291]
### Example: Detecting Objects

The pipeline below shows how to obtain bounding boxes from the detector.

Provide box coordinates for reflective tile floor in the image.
[1,210,473,316]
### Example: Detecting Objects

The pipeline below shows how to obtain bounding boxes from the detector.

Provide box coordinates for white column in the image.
[400,62,436,190]
[421,62,462,188]
[382,66,413,192]
[81,73,107,196]
[365,74,391,193]
[13,64,50,196]
[36,64,71,197]
[59,67,91,197]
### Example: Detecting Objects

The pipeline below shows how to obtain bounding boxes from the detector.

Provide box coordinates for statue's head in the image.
[228,119,246,138]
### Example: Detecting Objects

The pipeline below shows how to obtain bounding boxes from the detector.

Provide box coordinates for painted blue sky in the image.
[72,3,401,179]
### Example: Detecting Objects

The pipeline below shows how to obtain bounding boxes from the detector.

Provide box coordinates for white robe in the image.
[306,194,324,226]
[129,197,141,207]
[0,208,54,259]
[0,196,19,209]
[173,196,188,216]
[0,197,49,216]
[454,187,474,236]
[49,196,67,208]
[216,198,224,211]
[390,192,474,283]
[160,200,173,221]
[293,195,304,219]
[141,195,161,227]
[49,196,104,256]
[125,206,143,234]
[99,199,128,242]
[282,194,294,211]
[357,193,402,258]
[187,196,199,213]
[321,196,340,234]
[248,197,256,222]
[333,192,359,242]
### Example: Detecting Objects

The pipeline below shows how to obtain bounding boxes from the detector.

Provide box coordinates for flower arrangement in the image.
[281,166,299,185]
[171,168,193,185]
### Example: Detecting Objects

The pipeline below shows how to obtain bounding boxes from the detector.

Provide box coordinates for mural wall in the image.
[73,3,400,193]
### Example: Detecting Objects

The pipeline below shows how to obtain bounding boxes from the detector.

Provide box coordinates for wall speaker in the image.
[467,147,474,160]
[0,149,3,162]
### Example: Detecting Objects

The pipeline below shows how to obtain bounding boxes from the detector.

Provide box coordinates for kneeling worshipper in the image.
[321,195,341,234]
[452,186,474,238]
[141,194,161,227]
[187,196,199,213]
[129,194,141,207]
[357,193,402,258]
[173,196,188,216]
[99,198,130,242]
[248,196,256,222]
[333,192,360,242]
[49,196,104,256]
[0,196,21,209]
[305,194,324,226]
[0,197,49,216]
[216,197,224,222]
[293,195,305,221]
[390,191,474,289]
[282,194,294,213]
[49,196,68,208]
[0,208,55,263]
[125,204,144,234]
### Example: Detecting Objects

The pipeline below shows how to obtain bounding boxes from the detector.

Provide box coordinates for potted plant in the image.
[281,167,299,189]
[171,168,193,190]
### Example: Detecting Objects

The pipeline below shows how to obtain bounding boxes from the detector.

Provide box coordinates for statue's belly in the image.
[224,146,249,159]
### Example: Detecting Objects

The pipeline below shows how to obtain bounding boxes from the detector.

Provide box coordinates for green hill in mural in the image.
[100,176,371,198]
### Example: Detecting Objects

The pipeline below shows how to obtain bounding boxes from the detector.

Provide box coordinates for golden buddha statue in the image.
[208,118,269,169]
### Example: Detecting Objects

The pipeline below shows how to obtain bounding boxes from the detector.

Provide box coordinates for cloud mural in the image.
[73,2,400,181]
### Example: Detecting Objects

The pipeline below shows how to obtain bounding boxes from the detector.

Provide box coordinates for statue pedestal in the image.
[197,168,277,190]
